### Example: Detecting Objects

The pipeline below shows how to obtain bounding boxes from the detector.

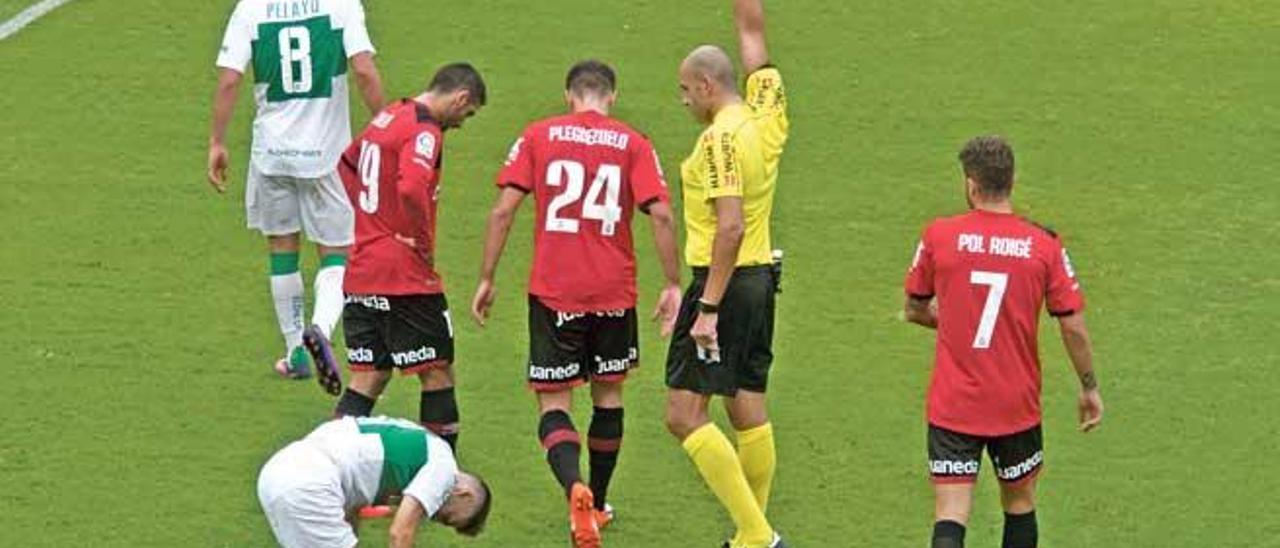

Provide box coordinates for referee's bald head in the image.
[682,45,737,90]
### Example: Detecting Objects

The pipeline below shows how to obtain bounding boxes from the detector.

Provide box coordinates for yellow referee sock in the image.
[682,423,773,546]
[736,422,776,513]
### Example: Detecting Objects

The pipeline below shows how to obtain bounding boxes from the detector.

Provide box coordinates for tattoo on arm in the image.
[1079,370,1098,390]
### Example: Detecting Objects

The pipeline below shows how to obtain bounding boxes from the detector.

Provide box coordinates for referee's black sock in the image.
[587,406,624,510]
[334,388,376,418]
[538,410,582,498]
[420,387,460,451]
[1002,511,1038,548]
[932,520,966,548]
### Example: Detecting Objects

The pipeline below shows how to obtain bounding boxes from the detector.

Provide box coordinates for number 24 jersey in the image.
[905,210,1085,436]
[498,111,670,313]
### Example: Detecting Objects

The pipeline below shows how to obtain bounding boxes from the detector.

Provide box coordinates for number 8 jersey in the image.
[216,0,376,178]
[905,210,1086,436]
[498,111,670,313]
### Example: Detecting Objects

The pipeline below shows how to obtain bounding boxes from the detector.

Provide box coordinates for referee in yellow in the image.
[663,1,789,547]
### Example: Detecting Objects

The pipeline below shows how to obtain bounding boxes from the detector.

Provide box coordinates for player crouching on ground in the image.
[305,64,487,458]
[257,416,492,548]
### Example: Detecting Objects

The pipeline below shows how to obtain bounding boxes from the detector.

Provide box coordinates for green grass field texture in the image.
[0,1,1277,546]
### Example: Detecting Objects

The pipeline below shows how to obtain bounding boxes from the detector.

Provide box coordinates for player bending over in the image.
[470,60,682,548]
[663,1,790,547]
[904,136,1105,548]
[257,416,492,548]
[208,0,385,381]
[313,64,486,456]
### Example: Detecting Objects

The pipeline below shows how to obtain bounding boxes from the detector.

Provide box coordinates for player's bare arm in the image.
[471,187,527,326]
[734,0,770,74]
[690,196,746,351]
[647,200,683,336]
[1057,312,1103,432]
[207,68,243,192]
[904,296,938,329]
[349,52,386,115]
[388,495,427,548]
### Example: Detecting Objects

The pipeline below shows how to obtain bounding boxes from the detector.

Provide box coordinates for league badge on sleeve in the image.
[416,131,437,161]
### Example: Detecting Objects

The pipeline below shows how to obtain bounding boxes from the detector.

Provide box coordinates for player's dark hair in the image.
[565,60,617,97]
[958,135,1015,198]
[429,62,488,106]
[455,478,492,537]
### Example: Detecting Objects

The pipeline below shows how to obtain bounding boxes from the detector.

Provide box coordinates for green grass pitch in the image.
[0,1,1277,546]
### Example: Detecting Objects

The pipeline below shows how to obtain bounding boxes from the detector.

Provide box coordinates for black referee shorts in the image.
[665,265,776,397]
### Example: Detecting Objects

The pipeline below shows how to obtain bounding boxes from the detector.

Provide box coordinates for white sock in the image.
[271,272,305,353]
[312,265,345,339]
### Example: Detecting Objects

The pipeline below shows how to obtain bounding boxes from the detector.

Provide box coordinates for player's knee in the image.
[316,244,348,257]
[1000,482,1036,515]
[590,381,624,408]
[934,485,974,524]
[725,403,768,431]
[267,233,301,252]
[418,365,455,390]
[663,408,705,440]
[349,370,392,395]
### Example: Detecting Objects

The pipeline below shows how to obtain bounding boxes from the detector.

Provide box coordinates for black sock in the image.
[1003,511,1037,548]
[538,410,582,498]
[932,520,966,548]
[334,388,376,418]
[587,407,624,510]
[420,387,460,450]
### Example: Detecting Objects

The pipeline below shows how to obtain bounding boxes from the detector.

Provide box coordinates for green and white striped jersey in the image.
[216,0,375,177]
[303,416,457,514]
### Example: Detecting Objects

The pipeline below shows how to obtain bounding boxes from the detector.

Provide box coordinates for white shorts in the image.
[257,441,358,548]
[246,164,354,247]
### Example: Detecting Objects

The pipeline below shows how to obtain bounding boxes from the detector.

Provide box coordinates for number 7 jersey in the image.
[498,111,670,313]
[905,210,1085,436]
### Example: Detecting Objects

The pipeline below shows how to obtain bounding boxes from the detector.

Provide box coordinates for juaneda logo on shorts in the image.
[529,362,581,381]
[347,347,375,363]
[391,346,437,366]
[996,451,1043,481]
[930,459,980,476]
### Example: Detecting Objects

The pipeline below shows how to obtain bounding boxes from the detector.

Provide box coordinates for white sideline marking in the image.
[0,0,75,41]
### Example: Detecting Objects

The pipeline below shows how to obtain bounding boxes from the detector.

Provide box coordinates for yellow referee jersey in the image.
[680,66,789,268]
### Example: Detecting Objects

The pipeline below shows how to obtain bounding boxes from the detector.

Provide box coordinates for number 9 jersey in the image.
[905,210,1086,436]
[339,100,446,296]
[498,111,670,313]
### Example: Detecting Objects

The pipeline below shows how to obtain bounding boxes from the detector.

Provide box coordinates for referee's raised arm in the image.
[735,0,771,73]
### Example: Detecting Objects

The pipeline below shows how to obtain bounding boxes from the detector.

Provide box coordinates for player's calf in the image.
[538,408,583,497]
[420,386,460,450]
[1002,511,1037,548]
[587,406,623,515]
[932,520,966,548]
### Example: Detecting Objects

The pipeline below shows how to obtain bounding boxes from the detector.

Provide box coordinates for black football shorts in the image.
[526,296,638,392]
[928,423,1044,485]
[343,294,454,375]
[665,265,777,397]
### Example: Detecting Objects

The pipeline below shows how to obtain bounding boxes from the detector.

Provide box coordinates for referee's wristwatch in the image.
[697,300,720,314]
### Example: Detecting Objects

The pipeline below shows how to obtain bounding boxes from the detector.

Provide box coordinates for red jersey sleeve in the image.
[396,127,441,236]
[496,129,535,192]
[1046,239,1086,316]
[630,137,669,211]
[904,225,936,299]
